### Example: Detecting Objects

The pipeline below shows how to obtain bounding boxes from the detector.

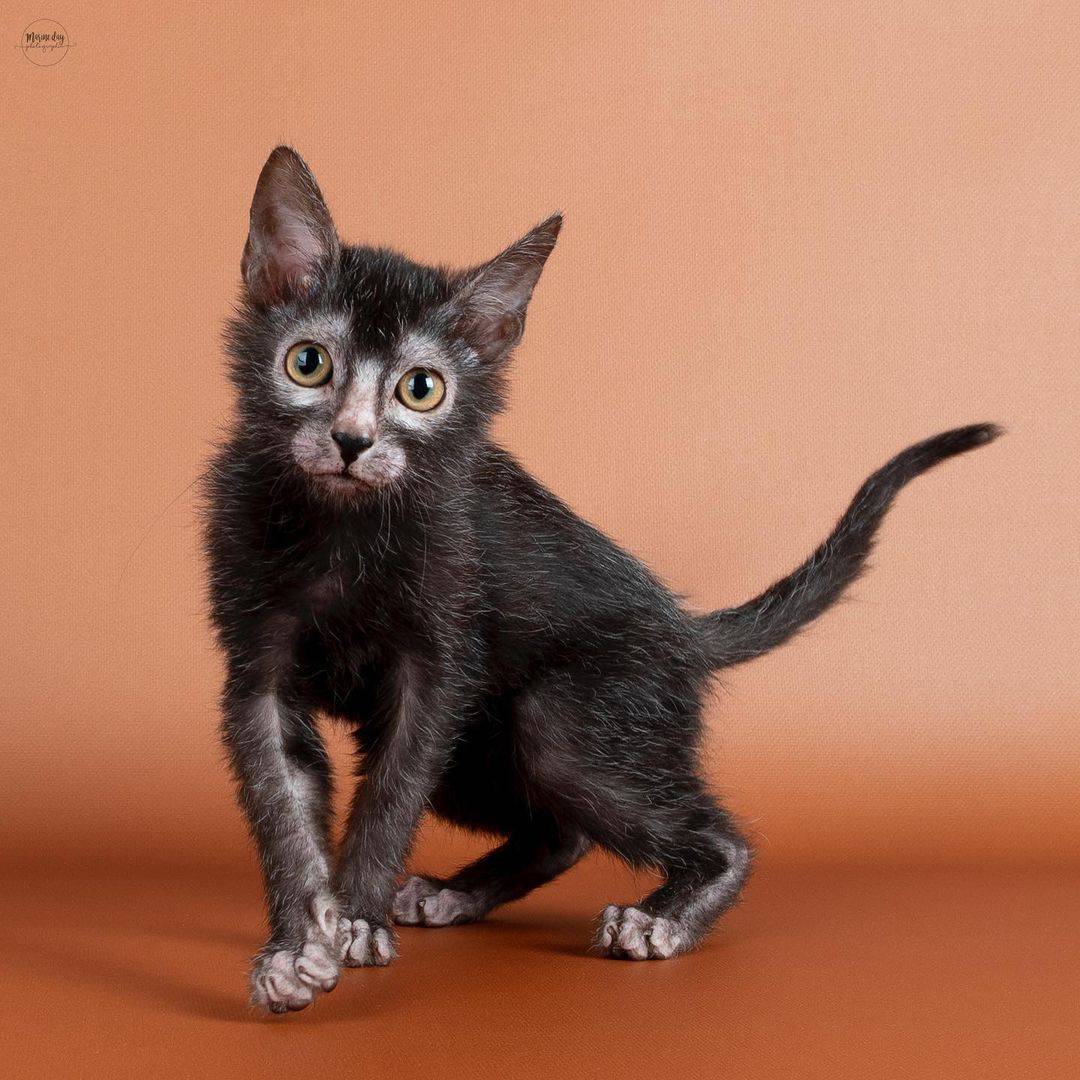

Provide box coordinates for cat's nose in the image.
[331,430,374,465]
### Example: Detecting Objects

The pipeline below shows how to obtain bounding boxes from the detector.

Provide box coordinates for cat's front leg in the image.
[334,654,459,966]
[221,670,340,1012]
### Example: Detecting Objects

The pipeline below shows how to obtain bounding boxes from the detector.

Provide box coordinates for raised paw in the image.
[337,917,397,967]
[250,939,340,1013]
[595,905,687,960]
[392,875,484,927]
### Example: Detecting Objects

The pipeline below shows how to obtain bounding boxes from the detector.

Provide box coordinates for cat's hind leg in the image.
[393,817,590,927]
[594,794,751,959]
[512,676,752,959]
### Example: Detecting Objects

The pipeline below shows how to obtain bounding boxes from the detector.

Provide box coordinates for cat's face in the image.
[277,321,461,496]
[226,146,559,504]
[239,287,492,500]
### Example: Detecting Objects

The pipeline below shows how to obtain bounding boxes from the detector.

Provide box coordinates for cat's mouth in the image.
[303,465,387,494]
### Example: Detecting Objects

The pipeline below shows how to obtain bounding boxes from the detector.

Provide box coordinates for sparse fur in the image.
[203,147,1000,1012]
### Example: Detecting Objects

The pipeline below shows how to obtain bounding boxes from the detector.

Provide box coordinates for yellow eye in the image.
[285,342,332,387]
[396,368,445,412]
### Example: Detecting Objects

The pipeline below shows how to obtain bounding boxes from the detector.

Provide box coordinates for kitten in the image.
[203,146,1000,1013]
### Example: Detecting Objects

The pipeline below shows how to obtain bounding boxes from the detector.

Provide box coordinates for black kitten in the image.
[203,146,1000,1013]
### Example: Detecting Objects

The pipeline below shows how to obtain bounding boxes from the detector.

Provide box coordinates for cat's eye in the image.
[285,342,333,387]
[396,368,445,412]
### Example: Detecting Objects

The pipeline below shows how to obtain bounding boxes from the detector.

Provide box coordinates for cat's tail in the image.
[696,423,1002,670]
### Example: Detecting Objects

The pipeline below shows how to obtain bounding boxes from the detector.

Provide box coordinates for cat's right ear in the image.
[241,146,340,308]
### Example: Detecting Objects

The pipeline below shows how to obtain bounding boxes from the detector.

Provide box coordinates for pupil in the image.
[297,348,320,375]
[410,372,432,399]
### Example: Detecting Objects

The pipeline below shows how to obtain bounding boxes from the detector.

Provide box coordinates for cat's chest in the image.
[290,552,442,714]
[291,548,421,647]
[300,562,362,612]
[258,511,463,668]
[296,558,376,631]
[286,566,386,695]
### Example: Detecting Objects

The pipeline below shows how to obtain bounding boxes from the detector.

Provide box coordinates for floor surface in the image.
[1,856,1075,1079]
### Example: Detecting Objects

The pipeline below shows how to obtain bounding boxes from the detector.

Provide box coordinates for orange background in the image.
[1,3,1076,1077]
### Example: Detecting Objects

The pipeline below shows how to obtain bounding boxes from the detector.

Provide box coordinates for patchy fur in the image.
[203,147,1000,1011]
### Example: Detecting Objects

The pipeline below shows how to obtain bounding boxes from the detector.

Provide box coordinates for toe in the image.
[341,918,397,966]
[615,913,650,959]
[371,926,396,965]
[344,919,371,965]
[393,895,423,925]
[419,888,477,926]
[295,942,339,990]
[644,917,682,959]
[392,875,440,924]
[596,905,621,951]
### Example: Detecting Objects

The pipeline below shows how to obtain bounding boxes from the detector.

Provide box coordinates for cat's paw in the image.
[392,875,485,927]
[392,874,443,922]
[249,891,343,1013]
[250,939,340,1013]
[595,905,687,960]
[337,917,397,967]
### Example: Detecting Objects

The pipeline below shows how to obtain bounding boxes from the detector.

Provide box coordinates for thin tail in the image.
[698,423,1002,669]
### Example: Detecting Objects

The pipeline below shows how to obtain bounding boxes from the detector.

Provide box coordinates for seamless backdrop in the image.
[2,1,1075,871]
[0,3,1077,1078]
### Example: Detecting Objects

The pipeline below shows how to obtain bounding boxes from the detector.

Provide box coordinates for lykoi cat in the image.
[203,146,999,1012]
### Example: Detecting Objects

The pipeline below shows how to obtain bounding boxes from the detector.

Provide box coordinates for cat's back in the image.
[469,444,692,647]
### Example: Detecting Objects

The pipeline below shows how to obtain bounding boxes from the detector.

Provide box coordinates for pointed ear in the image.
[241,146,340,307]
[446,214,561,363]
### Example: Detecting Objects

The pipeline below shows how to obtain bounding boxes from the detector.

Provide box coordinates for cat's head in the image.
[224,146,559,502]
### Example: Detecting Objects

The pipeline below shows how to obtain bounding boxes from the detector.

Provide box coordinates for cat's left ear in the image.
[444,214,561,364]
[241,146,340,307]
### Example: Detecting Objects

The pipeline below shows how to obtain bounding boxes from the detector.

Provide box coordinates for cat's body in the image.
[204,147,999,1012]
[210,436,714,843]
